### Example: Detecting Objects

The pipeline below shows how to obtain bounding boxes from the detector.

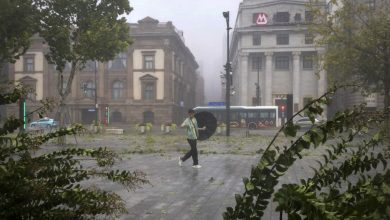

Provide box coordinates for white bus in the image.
[194,106,279,129]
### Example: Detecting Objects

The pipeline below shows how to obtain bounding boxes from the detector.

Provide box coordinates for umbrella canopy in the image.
[195,111,217,140]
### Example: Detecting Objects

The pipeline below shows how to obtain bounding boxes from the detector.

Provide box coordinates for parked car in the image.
[30,117,58,128]
[294,117,321,128]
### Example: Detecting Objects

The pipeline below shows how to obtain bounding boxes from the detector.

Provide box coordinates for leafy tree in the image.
[0,85,148,219]
[223,85,390,219]
[0,0,40,67]
[36,0,133,143]
[309,0,390,109]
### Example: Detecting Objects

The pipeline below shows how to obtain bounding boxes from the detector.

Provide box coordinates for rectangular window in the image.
[305,11,313,22]
[251,56,262,71]
[302,55,314,69]
[175,60,180,74]
[294,13,302,22]
[144,55,155,70]
[144,83,155,100]
[303,97,313,116]
[274,12,290,22]
[252,32,261,45]
[303,97,313,106]
[277,34,289,45]
[24,57,34,72]
[275,56,290,70]
[305,33,314,44]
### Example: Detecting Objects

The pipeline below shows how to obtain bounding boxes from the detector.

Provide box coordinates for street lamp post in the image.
[223,11,232,137]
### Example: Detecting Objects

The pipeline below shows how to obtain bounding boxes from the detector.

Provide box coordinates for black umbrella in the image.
[195,111,217,141]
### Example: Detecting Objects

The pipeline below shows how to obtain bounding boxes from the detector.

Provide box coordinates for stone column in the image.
[240,52,249,106]
[264,52,273,106]
[317,50,327,120]
[293,51,301,113]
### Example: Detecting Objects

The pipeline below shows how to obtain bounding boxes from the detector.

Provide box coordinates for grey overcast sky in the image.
[126,0,242,104]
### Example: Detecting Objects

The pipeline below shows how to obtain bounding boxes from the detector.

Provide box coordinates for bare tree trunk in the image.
[383,41,390,136]
[57,61,78,145]
[57,99,66,145]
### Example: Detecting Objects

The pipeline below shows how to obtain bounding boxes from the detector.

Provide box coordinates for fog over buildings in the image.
[126,0,241,103]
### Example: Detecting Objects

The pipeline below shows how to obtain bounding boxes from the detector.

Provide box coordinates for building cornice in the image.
[240,0,325,9]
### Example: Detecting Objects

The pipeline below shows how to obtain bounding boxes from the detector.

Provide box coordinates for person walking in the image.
[179,109,205,168]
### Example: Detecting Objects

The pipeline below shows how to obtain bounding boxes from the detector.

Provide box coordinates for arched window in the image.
[143,111,154,123]
[112,81,124,100]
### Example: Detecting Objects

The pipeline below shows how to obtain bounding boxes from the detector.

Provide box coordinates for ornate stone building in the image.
[7,17,201,125]
[230,0,327,120]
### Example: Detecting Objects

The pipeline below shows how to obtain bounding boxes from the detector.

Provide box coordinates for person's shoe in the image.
[178,157,183,166]
[192,165,202,169]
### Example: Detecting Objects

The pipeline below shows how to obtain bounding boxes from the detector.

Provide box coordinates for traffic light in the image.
[281,105,285,112]
[19,98,26,130]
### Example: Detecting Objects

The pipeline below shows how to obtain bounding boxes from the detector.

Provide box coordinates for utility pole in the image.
[223,11,232,136]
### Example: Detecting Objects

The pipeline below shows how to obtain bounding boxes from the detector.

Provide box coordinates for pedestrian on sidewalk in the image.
[179,109,205,168]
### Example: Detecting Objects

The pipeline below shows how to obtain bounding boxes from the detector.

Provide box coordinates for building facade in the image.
[230,0,327,121]
[8,17,201,126]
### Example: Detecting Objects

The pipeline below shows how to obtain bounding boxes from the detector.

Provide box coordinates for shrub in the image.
[0,86,149,219]
[223,86,390,219]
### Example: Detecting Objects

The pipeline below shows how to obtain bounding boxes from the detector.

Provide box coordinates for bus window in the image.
[248,111,257,119]
[260,112,269,119]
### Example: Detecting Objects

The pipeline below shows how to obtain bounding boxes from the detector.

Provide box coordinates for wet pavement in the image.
[41,129,385,220]
[82,152,321,220]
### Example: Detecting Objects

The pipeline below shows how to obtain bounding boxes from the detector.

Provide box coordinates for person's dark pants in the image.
[182,139,198,165]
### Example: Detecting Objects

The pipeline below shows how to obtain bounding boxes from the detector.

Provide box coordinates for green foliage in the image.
[0,86,148,219]
[309,0,390,108]
[38,0,133,73]
[0,0,40,65]
[223,85,390,219]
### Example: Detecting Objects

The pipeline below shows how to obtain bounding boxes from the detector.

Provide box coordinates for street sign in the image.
[208,102,225,106]
[88,109,96,112]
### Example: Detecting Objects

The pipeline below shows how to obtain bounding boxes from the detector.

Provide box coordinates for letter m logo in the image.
[253,13,268,25]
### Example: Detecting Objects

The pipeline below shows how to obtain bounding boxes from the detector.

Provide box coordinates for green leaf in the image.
[246,181,255,192]
[283,121,298,137]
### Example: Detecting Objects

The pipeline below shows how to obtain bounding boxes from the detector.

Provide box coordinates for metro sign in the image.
[253,13,268,25]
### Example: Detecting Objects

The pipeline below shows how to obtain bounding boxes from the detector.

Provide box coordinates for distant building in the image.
[7,17,200,125]
[195,72,205,106]
[7,35,48,124]
[230,0,327,121]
